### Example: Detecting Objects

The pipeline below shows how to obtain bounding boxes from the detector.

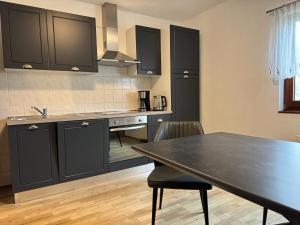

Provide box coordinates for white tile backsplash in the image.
[0,66,152,118]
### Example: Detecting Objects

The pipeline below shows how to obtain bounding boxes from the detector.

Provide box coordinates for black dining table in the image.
[132,132,300,225]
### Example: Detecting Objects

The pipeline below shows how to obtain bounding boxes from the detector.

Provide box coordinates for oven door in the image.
[109,124,148,164]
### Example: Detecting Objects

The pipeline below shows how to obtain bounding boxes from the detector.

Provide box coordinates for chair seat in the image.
[148,165,212,190]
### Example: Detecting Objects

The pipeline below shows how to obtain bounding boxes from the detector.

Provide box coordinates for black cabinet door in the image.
[0,2,49,70]
[147,114,172,142]
[171,75,199,121]
[47,11,98,72]
[136,25,161,75]
[170,25,199,75]
[8,123,58,193]
[57,119,109,182]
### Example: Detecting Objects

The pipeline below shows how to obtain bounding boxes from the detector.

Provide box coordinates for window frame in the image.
[279,14,300,112]
[283,77,300,111]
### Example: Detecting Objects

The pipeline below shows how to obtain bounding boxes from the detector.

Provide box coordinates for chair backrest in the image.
[153,121,204,142]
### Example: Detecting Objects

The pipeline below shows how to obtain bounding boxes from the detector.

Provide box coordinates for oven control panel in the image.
[109,116,147,127]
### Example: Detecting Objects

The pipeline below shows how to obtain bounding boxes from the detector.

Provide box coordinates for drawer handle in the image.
[184,75,189,79]
[82,122,89,127]
[28,125,38,130]
[183,70,189,74]
[157,118,163,122]
[147,71,153,75]
[22,64,33,69]
[71,67,80,71]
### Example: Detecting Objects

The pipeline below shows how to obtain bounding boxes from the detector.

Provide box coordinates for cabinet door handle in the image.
[147,71,153,75]
[183,70,189,74]
[82,122,89,127]
[184,75,189,79]
[71,67,80,71]
[28,125,38,130]
[22,64,33,69]
[157,118,163,122]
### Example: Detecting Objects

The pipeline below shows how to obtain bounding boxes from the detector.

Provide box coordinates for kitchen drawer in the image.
[148,114,172,128]
[148,114,172,142]
[57,119,99,128]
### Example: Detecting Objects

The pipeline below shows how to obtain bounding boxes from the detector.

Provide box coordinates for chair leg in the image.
[159,188,164,210]
[200,190,209,225]
[152,188,158,225]
[262,207,268,225]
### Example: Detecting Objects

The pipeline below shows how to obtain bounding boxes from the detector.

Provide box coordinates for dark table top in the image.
[132,132,300,221]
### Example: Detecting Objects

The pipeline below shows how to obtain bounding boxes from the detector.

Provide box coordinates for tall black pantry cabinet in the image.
[170,25,200,121]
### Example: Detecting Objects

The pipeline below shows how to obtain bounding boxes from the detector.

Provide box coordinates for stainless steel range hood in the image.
[98,3,140,67]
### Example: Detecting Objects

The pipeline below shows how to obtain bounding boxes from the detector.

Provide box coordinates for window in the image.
[268,3,300,111]
[283,21,300,111]
[284,77,300,110]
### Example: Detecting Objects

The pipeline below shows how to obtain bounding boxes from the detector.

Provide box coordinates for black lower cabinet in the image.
[8,114,173,193]
[148,114,172,142]
[8,123,58,193]
[57,119,109,182]
[172,75,199,121]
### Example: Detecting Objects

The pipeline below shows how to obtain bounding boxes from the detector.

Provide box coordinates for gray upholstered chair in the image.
[147,121,212,225]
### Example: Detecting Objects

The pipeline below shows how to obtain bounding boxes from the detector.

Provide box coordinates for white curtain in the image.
[268,3,300,83]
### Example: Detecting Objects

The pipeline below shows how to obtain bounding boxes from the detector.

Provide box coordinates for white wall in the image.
[185,0,300,140]
[7,0,297,186]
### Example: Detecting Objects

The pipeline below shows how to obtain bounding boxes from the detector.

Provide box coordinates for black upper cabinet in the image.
[8,123,58,193]
[136,25,161,75]
[172,75,199,121]
[0,2,49,70]
[47,11,98,72]
[170,25,199,75]
[57,119,109,182]
[0,2,98,72]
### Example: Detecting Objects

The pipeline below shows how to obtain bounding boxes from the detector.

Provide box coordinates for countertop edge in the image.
[6,111,173,126]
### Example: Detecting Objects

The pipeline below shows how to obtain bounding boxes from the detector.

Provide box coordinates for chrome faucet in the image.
[31,106,47,117]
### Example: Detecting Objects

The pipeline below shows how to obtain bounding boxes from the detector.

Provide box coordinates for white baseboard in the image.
[14,163,154,203]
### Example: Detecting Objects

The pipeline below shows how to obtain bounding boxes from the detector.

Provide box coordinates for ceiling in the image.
[75,0,228,21]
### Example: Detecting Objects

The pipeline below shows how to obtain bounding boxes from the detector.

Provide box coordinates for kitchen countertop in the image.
[7,110,172,126]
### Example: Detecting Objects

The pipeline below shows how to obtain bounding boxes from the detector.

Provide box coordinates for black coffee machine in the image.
[138,91,151,111]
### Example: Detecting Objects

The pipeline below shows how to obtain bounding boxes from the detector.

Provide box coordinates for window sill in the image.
[278,110,300,114]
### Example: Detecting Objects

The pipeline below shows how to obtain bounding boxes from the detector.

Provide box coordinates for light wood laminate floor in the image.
[0,172,287,225]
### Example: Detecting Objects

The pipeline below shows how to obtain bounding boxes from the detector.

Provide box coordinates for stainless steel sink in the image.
[8,115,47,121]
